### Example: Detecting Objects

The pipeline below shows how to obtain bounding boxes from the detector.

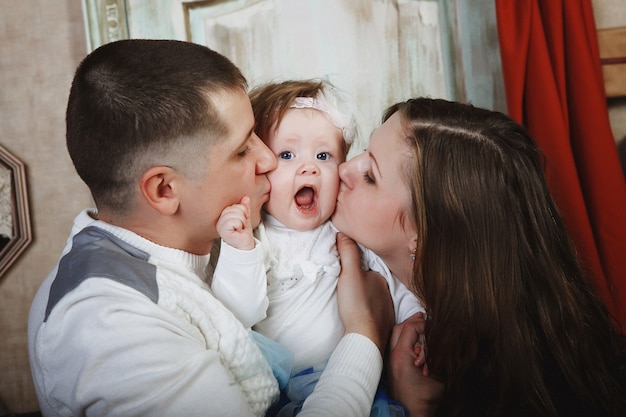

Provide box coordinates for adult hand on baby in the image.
[336,232,394,355]
[216,196,255,251]
[388,312,444,417]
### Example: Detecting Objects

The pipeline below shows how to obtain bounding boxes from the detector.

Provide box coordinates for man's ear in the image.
[139,166,181,215]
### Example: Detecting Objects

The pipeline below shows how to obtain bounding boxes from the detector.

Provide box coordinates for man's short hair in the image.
[66,39,247,214]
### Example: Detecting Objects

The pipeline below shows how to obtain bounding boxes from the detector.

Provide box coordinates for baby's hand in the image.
[216,196,255,250]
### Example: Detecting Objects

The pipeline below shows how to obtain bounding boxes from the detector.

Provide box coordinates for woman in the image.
[332,97,626,416]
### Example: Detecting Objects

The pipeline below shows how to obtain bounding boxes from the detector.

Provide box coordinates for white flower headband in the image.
[289,87,358,145]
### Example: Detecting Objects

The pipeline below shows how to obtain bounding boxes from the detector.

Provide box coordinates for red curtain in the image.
[496,0,626,330]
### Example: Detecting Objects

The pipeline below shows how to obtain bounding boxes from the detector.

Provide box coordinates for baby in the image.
[211,80,424,415]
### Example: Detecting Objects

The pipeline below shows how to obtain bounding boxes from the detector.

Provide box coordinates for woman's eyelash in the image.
[237,146,250,157]
[362,171,375,184]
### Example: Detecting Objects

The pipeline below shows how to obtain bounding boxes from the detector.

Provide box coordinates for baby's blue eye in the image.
[279,151,294,160]
[317,152,330,161]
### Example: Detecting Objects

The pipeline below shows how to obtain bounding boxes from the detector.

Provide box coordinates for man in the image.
[28,39,393,417]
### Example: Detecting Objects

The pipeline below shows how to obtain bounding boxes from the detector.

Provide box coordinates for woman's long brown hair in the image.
[386,98,626,416]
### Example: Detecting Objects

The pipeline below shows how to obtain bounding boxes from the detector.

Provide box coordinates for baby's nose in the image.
[299,161,319,175]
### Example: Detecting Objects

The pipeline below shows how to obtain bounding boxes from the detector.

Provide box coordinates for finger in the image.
[233,218,246,232]
[389,322,403,351]
[336,232,361,274]
[415,345,426,367]
[240,196,251,219]
[394,320,421,356]
[414,344,421,357]
[390,312,425,350]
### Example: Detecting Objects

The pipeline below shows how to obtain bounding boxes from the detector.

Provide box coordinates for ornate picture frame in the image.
[0,145,32,277]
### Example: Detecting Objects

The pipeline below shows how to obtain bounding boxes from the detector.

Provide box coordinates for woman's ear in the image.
[139,166,181,215]
[409,235,418,254]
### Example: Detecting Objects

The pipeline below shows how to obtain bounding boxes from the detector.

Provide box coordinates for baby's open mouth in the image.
[295,186,315,210]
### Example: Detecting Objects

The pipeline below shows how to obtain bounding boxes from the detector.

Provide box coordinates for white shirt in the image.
[213,215,425,373]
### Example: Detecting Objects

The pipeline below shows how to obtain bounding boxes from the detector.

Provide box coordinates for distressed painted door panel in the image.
[82,0,505,150]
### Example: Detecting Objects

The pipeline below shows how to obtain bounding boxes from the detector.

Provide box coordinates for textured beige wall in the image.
[0,1,92,413]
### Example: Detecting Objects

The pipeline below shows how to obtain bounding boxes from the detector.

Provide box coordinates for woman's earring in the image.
[409,251,416,261]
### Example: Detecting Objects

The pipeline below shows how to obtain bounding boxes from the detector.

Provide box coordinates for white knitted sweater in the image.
[28,209,278,417]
